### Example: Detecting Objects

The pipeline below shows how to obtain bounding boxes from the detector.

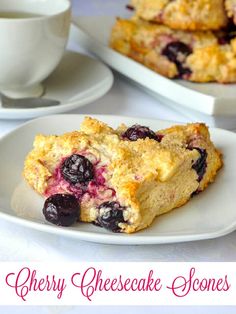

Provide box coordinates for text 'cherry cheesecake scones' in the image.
[131,0,228,30]
[23,117,222,234]
[110,17,236,83]
[225,0,236,24]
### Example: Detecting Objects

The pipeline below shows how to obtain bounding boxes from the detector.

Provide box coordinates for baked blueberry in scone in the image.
[110,17,236,83]
[23,117,222,233]
[131,0,228,30]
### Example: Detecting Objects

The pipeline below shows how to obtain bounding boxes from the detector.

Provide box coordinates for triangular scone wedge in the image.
[23,117,222,233]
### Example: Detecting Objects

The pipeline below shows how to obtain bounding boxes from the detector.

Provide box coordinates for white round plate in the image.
[0,114,236,245]
[0,51,113,120]
[73,16,236,117]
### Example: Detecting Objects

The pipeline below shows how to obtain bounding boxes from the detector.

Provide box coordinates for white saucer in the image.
[0,51,113,120]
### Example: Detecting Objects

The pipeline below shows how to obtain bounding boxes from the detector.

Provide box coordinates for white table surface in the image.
[1,1,236,313]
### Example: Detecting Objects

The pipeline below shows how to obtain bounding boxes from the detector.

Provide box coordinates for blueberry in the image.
[218,31,236,45]
[188,147,207,182]
[122,124,163,142]
[97,201,126,232]
[177,66,192,78]
[162,41,192,78]
[43,194,80,226]
[126,4,134,10]
[162,41,192,63]
[218,20,236,45]
[61,154,94,185]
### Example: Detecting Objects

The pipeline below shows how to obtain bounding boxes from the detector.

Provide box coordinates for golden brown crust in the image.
[159,123,223,191]
[131,0,228,30]
[110,18,236,83]
[23,118,222,233]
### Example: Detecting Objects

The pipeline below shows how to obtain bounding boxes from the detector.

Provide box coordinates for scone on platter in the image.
[23,117,222,234]
[130,0,228,30]
[110,17,236,83]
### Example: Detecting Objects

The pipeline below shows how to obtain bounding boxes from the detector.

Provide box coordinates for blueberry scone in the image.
[110,18,236,83]
[23,117,222,233]
[225,0,236,24]
[130,0,228,30]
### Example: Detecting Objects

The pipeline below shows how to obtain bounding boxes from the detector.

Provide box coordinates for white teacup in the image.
[0,0,71,98]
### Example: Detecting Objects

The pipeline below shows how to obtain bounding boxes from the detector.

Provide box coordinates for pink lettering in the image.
[167,267,231,297]
[71,267,162,301]
[5,267,66,301]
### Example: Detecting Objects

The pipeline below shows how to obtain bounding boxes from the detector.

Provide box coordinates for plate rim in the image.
[0,210,236,245]
[0,113,236,245]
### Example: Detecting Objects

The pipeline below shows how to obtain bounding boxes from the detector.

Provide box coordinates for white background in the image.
[0,0,236,313]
